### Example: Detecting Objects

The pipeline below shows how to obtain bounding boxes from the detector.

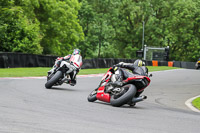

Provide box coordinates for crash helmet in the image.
[134,59,145,67]
[72,49,81,55]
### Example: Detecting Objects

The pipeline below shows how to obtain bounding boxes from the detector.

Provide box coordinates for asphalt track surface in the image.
[0,69,200,133]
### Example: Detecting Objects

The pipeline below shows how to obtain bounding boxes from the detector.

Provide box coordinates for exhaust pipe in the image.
[132,95,147,103]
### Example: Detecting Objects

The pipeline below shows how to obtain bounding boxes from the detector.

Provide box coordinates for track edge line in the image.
[185,95,200,113]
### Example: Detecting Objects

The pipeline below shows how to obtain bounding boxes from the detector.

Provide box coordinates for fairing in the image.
[96,86,110,103]
[95,67,151,103]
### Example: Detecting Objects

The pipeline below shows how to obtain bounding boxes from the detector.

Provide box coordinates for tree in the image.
[156,0,200,61]
[0,0,42,54]
[79,0,116,58]
[0,0,84,56]
[79,0,200,61]
[34,0,84,56]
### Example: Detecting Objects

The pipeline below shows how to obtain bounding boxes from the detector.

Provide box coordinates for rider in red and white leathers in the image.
[48,49,82,86]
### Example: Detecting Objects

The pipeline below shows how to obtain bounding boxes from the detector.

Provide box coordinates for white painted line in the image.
[185,95,200,113]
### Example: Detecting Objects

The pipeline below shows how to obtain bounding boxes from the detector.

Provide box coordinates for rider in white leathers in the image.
[48,49,82,86]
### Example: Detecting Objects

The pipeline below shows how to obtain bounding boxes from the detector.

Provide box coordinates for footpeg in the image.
[142,95,147,99]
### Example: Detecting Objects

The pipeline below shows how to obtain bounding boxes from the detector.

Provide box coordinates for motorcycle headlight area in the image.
[111,74,120,82]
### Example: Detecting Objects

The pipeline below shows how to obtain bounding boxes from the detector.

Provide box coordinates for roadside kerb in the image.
[185,95,200,113]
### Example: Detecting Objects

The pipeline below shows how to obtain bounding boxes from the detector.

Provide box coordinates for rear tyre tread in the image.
[110,84,136,107]
[45,71,62,89]
[87,89,97,102]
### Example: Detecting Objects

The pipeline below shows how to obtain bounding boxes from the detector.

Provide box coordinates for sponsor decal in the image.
[97,90,104,93]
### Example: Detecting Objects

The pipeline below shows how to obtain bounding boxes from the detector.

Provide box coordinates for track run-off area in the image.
[0,69,199,133]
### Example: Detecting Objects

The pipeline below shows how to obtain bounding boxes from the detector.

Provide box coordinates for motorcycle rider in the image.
[111,59,147,87]
[48,49,82,86]
[195,58,200,69]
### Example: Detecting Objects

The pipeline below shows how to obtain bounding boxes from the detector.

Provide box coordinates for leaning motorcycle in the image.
[195,60,200,69]
[87,66,151,107]
[45,54,82,89]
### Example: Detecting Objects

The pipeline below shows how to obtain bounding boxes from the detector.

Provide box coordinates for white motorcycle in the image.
[45,54,82,89]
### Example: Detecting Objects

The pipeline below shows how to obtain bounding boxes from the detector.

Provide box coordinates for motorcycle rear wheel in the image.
[110,84,136,107]
[45,71,63,89]
[87,89,97,102]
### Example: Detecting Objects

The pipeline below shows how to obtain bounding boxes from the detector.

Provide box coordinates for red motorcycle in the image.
[87,66,151,107]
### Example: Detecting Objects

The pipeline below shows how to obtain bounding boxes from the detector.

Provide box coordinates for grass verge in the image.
[0,66,179,77]
[192,97,200,110]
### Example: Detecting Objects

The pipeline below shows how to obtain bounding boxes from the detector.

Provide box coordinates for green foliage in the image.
[79,0,200,61]
[35,0,84,56]
[79,0,116,58]
[0,0,84,56]
[0,1,42,54]
[1,0,200,61]
[157,0,200,61]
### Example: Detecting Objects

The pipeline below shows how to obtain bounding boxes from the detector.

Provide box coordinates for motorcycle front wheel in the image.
[45,71,63,89]
[87,88,98,102]
[110,84,136,107]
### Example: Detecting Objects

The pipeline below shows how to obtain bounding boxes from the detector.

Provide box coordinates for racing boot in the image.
[47,71,51,76]
[69,79,76,86]
[69,70,77,86]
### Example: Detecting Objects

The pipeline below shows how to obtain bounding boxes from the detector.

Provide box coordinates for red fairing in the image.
[96,86,110,103]
[102,67,112,77]
[146,77,151,83]
[101,71,112,81]
[124,76,151,83]
[124,76,151,92]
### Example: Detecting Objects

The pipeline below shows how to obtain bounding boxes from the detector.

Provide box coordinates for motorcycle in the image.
[45,54,82,89]
[195,60,200,69]
[87,66,151,107]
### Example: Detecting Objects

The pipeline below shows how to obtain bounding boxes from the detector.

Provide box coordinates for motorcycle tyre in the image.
[110,84,136,107]
[87,89,97,102]
[45,71,62,89]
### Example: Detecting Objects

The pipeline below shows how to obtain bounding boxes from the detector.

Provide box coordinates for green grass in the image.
[192,97,200,110]
[148,66,180,71]
[0,67,50,77]
[0,66,179,77]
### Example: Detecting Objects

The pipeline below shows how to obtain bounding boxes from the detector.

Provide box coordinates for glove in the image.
[116,62,124,67]
[56,57,63,61]
[112,65,117,68]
